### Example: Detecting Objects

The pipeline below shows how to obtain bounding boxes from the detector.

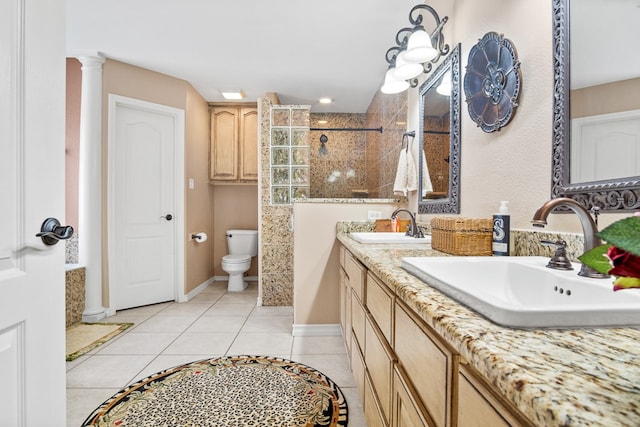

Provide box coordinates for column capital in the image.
[75,51,106,68]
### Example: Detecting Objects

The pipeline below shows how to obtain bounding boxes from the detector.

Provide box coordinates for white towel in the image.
[393,149,418,196]
[421,150,434,197]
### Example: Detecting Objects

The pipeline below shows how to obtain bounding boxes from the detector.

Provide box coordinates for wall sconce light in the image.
[381,3,449,94]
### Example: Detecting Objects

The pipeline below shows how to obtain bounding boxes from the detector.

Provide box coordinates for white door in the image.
[0,0,66,425]
[109,96,184,310]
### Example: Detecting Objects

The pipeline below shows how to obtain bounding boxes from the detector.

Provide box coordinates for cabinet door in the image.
[365,371,388,427]
[210,107,238,180]
[392,367,432,427]
[239,107,258,181]
[367,271,394,345]
[366,315,394,425]
[395,303,456,427]
[458,366,528,427]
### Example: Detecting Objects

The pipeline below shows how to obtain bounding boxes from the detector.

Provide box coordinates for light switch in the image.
[188,178,195,189]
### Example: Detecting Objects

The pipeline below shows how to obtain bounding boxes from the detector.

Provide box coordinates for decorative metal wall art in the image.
[463,32,522,133]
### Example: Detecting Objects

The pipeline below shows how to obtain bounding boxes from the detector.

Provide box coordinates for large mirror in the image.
[418,44,461,214]
[552,0,640,211]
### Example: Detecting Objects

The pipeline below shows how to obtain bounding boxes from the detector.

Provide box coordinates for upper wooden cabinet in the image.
[210,105,258,182]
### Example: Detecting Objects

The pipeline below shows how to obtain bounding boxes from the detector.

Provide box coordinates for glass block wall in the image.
[270,106,310,204]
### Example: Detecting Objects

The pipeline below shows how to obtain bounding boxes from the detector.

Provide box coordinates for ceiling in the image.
[66,0,422,113]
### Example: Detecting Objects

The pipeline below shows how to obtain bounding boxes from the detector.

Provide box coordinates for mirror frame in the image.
[552,0,640,211]
[418,43,461,214]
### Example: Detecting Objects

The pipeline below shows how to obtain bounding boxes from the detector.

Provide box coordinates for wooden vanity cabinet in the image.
[209,105,258,182]
[339,244,532,427]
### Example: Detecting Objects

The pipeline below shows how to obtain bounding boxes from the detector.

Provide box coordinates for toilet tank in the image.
[226,229,258,256]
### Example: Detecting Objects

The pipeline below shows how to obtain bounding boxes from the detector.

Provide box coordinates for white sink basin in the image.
[401,256,640,328]
[351,232,431,244]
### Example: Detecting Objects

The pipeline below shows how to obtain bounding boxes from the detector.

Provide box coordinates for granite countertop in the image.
[336,228,640,427]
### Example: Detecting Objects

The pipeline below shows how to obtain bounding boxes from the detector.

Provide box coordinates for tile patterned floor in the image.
[66,281,365,426]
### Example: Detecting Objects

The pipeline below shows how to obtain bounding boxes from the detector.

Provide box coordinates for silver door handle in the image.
[36,217,74,246]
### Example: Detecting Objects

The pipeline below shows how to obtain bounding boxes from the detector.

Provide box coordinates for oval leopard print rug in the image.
[81,355,348,426]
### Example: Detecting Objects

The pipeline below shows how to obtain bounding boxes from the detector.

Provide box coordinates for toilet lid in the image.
[222,254,251,263]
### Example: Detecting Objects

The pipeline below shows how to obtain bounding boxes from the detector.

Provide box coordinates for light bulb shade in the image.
[392,51,423,80]
[381,68,410,94]
[436,72,452,95]
[405,29,437,63]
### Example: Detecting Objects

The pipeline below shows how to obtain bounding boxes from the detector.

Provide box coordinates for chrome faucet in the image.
[531,197,608,278]
[391,208,424,238]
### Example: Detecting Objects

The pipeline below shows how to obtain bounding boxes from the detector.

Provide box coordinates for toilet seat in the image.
[222,254,251,264]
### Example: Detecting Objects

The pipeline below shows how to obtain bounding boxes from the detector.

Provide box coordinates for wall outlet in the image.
[368,211,383,220]
[188,178,195,189]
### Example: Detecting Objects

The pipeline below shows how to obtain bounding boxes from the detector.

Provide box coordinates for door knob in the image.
[36,217,74,246]
[162,214,173,221]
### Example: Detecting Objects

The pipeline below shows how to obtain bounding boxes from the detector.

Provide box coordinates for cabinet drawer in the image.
[458,365,529,427]
[366,271,394,345]
[395,303,456,427]
[365,314,394,425]
[393,366,432,427]
[345,251,366,302]
[351,334,366,406]
[351,288,366,353]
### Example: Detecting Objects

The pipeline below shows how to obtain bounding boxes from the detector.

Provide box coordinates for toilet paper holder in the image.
[191,232,207,242]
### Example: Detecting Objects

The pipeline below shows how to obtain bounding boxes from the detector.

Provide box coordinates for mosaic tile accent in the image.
[65,233,79,264]
[65,266,85,327]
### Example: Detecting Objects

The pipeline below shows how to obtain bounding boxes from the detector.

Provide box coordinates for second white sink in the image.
[401,256,640,328]
[351,232,431,244]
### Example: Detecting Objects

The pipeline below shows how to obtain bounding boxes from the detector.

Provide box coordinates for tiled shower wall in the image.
[365,90,409,198]
[424,114,450,194]
[309,113,368,198]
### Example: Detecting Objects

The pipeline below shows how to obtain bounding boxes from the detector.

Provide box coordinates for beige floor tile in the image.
[204,302,256,316]
[66,388,120,427]
[133,354,216,382]
[187,315,246,332]
[291,335,347,355]
[217,293,259,304]
[188,292,224,304]
[242,315,292,332]
[340,386,367,427]
[66,355,155,388]
[156,302,211,317]
[162,332,237,355]
[250,306,293,317]
[132,316,196,333]
[227,331,293,356]
[96,332,179,355]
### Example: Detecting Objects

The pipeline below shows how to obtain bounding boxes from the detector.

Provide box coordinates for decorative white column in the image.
[77,53,106,322]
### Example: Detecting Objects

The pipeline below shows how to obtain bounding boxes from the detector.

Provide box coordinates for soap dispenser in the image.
[493,201,510,256]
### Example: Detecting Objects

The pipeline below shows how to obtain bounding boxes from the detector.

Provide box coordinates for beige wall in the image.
[65,58,82,231]
[293,202,400,325]
[184,86,216,293]
[96,59,214,301]
[212,185,259,277]
[571,77,640,119]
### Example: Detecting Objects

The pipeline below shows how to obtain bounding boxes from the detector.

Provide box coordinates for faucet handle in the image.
[540,239,573,271]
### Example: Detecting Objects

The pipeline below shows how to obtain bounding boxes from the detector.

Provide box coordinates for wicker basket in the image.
[430,217,493,256]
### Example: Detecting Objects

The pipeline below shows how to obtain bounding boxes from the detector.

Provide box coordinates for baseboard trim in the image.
[180,276,216,302]
[213,275,258,282]
[292,324,342,337]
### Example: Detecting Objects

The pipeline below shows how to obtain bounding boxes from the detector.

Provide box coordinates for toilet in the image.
[221,229,258,292]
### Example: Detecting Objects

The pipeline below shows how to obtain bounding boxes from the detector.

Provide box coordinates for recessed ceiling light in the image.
[221,90,244,100]
[319,97,332,104]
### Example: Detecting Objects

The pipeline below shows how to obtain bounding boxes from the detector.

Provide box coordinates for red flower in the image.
[607,246,640,279]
